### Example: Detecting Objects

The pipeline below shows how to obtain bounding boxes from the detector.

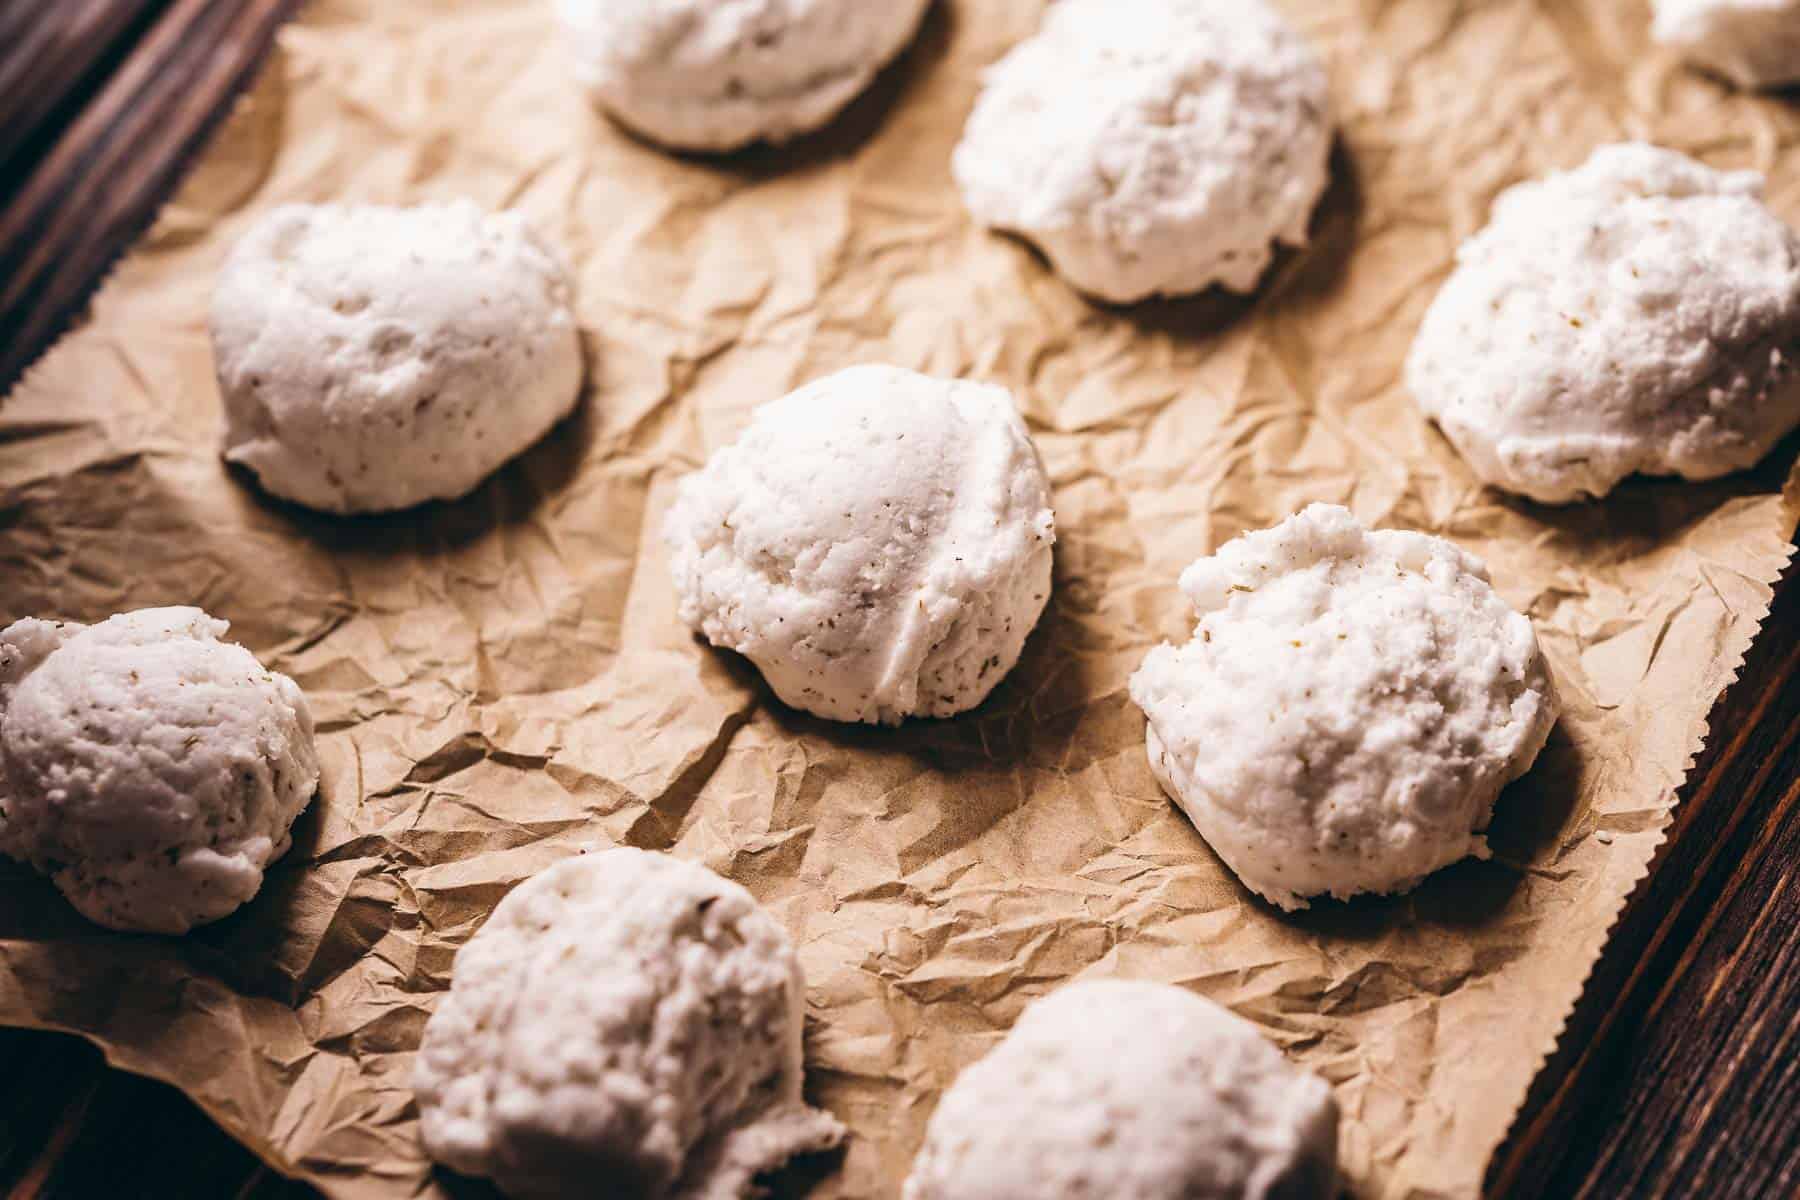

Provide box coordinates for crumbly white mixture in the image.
[1128,505,1557,910]
[413,848,843,1200]
[952,0,1332,303]
[903,980,1339,1200]
[0,608,318,934]
[1653,0,1800,88]
[212,201,583,514]
[557,0,932,152]
[1407,143,1800,503]
[663,365,1056,725]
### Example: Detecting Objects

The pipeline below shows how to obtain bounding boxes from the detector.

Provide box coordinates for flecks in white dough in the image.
[412,848,842,1200]
[0,608,318,934]
[664,365,1056,725]
[953,0,1333,303]
[212,201,583,514]
[1129,505,1557,910]
[1407,143,1800,503]
[904,980,1338,1200]
[558,0,932,152]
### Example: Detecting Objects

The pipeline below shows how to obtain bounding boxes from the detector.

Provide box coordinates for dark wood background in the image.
[3,1,1800,1197]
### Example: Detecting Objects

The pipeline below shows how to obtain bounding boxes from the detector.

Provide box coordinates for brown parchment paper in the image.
[4,0,1800,1196]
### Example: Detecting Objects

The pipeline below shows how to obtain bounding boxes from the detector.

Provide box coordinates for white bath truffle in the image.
[904,980,1338,1200]
[557,0,932,153]
[1407,143,1800,504]
[952,0,1332,304]
[663,365,1056,725]
[0,608,318,934]
[1653,0,1800,88]
[413,848,842,1200]
[211,201,583,514]
[1128,505,1557,911]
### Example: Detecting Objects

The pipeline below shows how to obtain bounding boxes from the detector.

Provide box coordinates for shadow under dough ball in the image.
[1652,0,1800,89]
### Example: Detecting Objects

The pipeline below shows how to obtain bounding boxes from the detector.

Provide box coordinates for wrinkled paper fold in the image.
[3,1,1799,1196]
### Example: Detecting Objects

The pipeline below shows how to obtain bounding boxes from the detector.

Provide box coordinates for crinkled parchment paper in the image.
[4,1,1800,1196]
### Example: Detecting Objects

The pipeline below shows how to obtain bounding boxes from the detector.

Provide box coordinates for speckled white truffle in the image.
[212,201,583,514]
[904,980,1338,1200]
[952,0,1332,304]
[0,608,318,934]
[1128,505,1557,911]
[1653,0,1800,88]
[413,848,843,1200]
[556,0,933,153]
[1407,143,1800,504]
[663,365,1056,725]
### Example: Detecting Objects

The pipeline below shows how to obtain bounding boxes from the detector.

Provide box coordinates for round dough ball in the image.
[412,848,843,1200]
[557,0,933,153]
[903,980,1338,1200]
[1128,504,1557,911]
[1653,0,1800,89]
[212,201,583,514]
[0,608,318,934]
[952,0,1332,304]
[663,365,1056,725]
[1407,143,1800,504]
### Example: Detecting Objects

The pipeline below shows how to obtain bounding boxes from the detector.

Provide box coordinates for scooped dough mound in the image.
[413,848,843,1200]
[557,0,933,152]
[903,980,1339,1200]
[212,201,583,514]
[1128,504,1557,911]
[1407,142,1800,503]
[663,365,1056,725]
[952,0,1332,303]
[1653,0,1800,88]
[0,608,318,934]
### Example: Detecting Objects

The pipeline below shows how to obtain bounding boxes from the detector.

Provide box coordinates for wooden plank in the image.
[0,0,298,393]
[1491,554,1800,1197]
[22,1057,272,1200]
[0,1031,306,1200]
[0,0,168,190]
[0,1031,105,1194]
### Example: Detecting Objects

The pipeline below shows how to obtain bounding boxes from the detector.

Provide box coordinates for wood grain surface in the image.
[3,3,1800,1198]
[0,0,165,187]
[0,0,296,394]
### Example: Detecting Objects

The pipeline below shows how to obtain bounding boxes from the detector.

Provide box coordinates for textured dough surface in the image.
[1407,142,1800,503]
[212,201,583,514]
[663,364,1056,725]
[903,980,1338,1200]
[0,608,318,934]
[952,0,1332,303]
[1653,0,1800,87]
[557,0,932,152]
[1128,504,1557,911]
[412,848,842,1200]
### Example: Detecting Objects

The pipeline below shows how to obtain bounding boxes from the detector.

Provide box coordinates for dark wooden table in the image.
[4,2,1800,1197]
